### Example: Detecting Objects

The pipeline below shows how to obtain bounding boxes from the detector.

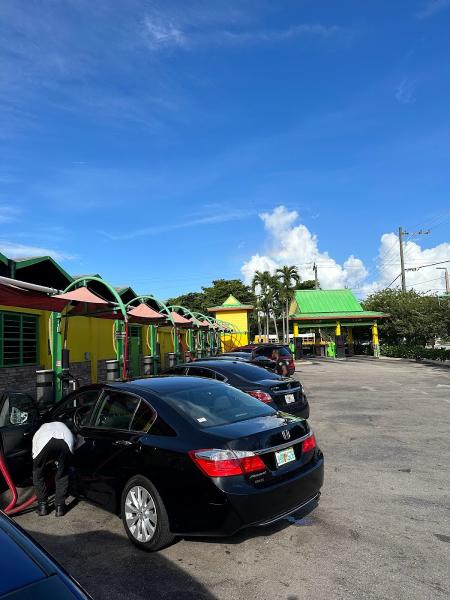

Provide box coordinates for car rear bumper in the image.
[174,454,323,537]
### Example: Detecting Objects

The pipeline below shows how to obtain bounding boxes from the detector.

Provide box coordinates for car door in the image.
[0,392,39,483]
[74,390,152,512]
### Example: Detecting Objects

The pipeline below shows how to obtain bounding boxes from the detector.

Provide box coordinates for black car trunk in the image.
[204,414,314,488]
[205,413,309,453]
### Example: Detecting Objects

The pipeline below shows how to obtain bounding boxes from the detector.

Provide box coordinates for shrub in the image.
[381,344,450,361]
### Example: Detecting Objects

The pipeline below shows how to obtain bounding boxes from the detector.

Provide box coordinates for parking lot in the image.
[15,358,450,600]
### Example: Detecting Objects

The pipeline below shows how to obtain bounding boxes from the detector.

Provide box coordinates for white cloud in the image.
[372,232,450,294]
[103,208,256,240]
[416,0,450,19]
[0,241,75,261]
[395,79,416,105]
[143,16,187,49]
[240,206,450,296]
[0,205,20,223]
[241,206,368,289]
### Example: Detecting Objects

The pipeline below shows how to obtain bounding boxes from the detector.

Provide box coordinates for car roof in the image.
[113,375,225,395]
[177,359,278,376]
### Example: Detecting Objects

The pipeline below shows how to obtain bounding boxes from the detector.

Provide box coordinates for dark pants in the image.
[33,438,71,506]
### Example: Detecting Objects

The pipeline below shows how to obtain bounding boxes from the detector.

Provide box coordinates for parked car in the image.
[165,359,309,419]
[45,378,323,551]
[0,510,91,599]
[197,352,278,372]
[233,344,296,375]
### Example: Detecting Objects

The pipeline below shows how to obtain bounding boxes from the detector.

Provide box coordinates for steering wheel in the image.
[73,405,90,432]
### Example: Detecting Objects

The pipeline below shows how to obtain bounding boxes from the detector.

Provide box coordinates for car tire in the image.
[121,475,175,552]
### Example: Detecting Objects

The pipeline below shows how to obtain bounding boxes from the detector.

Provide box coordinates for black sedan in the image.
[166,359,309,419]
[209,352,278,372]
[46,378,324,551]
[0,510,91,599]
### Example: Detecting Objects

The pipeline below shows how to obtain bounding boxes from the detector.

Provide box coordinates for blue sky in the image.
[1,0,449,298]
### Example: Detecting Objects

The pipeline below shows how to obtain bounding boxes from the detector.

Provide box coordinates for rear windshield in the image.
[159,381,275,428]
[219,362,279,382]
[255,346,291,358]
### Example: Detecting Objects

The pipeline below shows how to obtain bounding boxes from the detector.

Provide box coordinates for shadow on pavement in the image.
[25,528,218,600]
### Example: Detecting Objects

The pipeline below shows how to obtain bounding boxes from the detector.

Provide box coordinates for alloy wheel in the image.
[125,485,158,542]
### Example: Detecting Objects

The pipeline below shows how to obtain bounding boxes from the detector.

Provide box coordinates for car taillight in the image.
[302,433,316,453]
[247,390,273,403]
[189,449,266,477]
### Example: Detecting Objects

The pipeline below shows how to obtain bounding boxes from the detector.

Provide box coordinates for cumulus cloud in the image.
[240,206,450,296]
[372,232,450,294]
[241,206,368,290]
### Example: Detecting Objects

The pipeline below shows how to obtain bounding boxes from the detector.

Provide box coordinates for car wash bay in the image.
[13,358,450,600]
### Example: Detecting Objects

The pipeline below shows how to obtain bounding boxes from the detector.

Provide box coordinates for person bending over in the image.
[32,421,75,517]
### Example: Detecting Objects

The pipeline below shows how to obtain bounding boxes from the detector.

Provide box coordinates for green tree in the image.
[276,265,300,343]
[252,271,274,341]
[363,289,450,346]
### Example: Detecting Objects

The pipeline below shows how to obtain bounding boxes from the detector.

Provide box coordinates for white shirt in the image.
[32,422,76,459]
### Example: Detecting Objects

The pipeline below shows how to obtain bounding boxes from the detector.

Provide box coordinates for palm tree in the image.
[252,270,274,342]
[276,265,300,344]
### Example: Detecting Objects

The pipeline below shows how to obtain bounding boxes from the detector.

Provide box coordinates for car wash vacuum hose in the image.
[0,453,37,515]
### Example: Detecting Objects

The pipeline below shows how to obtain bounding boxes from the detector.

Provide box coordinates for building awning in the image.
[128,303,167,323]
[0,283,68,312]
[170,312,193,328]
[54,287,109,304]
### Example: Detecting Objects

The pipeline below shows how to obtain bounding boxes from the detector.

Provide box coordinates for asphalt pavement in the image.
[15,357,450,600]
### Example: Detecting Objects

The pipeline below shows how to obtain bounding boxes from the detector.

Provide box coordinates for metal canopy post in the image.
[125,295,176,375]
[50,312,63,402]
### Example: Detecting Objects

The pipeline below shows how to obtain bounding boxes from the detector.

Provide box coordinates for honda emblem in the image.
[282,430,291,441]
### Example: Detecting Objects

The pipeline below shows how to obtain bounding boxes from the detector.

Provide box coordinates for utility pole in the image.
[398,227,431,292]
[313,263,319,289]
[437,267,450,294]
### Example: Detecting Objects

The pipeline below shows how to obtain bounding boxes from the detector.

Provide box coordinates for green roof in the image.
[222,294,243,307]
[207,294,254,312]
[0,252,7,266]
[290,289,386,321]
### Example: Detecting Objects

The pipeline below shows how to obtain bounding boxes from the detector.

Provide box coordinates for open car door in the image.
[0,392,39,485]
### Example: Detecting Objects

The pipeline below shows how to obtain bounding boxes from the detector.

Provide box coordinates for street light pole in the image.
[437,267,450,294]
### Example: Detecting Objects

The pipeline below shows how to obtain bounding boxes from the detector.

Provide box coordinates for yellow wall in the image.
[213,309,250,350]
[0,305,117,382]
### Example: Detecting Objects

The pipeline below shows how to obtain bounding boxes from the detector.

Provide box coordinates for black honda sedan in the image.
[166,359,309,419]
[47,378,324,551]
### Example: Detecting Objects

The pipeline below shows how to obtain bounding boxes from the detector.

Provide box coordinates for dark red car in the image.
[233,344,295,376]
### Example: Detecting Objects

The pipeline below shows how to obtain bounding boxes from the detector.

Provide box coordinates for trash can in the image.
[143,355,153,376]
[167,352,176,369]
[106,359,120,381]
[36,369,55,408]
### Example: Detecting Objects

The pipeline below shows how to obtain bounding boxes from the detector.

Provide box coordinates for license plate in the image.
[275,446,296,467]
[285,393,295,404]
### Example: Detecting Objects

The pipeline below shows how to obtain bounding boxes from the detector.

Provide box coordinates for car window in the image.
[160,380,275,428]
[130,400,156,432]
[53,389,101,416]
[186,367,216,379]
[93,391,139,430]
[0,393,37,428]
[217,361,279,382]
[166,366,187,375]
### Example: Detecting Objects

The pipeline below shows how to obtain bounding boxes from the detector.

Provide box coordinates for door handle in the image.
[113,440,133,447]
